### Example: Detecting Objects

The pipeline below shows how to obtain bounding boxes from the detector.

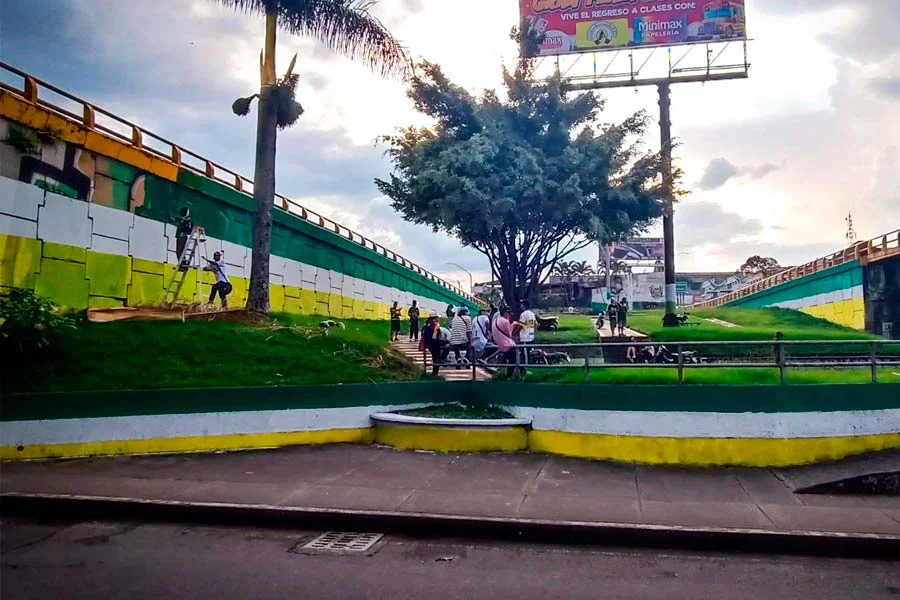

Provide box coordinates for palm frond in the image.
[210,0,410,79]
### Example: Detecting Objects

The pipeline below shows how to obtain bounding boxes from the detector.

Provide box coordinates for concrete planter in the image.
[370,412,532,453]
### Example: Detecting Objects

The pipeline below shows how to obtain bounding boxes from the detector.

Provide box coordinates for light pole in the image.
[447,262,473,293]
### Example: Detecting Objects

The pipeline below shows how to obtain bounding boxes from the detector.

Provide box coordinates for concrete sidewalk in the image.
[3,446,899,552]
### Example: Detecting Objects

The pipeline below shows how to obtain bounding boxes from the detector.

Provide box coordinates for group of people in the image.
[605,296,629,337]
[390,299,537,377]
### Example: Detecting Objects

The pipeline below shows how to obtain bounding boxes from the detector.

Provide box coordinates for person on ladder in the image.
[203,251,232,309]
[175,207,194,270]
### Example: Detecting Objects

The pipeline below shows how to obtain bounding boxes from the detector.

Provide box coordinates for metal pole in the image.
[871,342,878,383]
[584,355,591,384]
[677,343,684,384]
[658,82,678,327]
[777,340,785,385]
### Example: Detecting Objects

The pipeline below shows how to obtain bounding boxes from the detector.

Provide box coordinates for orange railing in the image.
[0,62,483,306]
[694,229,900,308]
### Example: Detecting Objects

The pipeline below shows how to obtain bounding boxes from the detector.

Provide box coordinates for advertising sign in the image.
[520,1,747,57]
[631,271,665,303]
[609,237,664,261]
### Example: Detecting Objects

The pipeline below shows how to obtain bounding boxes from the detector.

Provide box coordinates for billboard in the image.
[520,1,747,57]
[609,237,664,261]
[630,271,665,303]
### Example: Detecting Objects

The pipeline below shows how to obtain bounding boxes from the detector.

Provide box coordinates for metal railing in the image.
[0,62,483,307]
[694,229,900,308]
[423,339,900,384]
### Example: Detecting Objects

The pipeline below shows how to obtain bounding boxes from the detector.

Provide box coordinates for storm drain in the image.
[301,532,383,553]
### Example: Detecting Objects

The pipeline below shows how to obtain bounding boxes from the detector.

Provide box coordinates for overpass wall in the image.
[727,261,865,330]
[0,101,473,316]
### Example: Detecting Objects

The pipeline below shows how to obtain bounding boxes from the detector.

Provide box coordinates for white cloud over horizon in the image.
[1,0,897,286]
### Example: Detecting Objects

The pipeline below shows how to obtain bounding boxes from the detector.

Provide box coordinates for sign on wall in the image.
[520,0,747,57]
[630,271,665,303]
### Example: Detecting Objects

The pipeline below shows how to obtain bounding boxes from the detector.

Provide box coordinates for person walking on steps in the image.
[203,251,231,309]
[617,295,628,336]
[408,300,420,341]
[422,311,447,376]
[449,306,473,368]
[390,302,402,342]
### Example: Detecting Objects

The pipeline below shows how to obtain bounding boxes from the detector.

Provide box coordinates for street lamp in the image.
[447,262,473,293]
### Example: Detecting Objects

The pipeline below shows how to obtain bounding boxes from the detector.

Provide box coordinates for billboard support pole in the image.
[658,82,679,327]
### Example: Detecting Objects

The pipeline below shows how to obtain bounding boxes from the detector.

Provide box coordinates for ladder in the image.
[163,227,205,306]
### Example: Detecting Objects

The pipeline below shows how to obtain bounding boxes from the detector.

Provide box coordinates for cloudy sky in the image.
[1,0,898,286]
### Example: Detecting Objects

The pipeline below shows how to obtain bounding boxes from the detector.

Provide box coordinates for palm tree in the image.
[213,0,409,314]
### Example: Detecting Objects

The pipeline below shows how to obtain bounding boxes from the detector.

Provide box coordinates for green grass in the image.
[2,313,422,394]
[515,366,900,385]
[535,314,598,344]
[397,403,514,419]
[627,308,880,342]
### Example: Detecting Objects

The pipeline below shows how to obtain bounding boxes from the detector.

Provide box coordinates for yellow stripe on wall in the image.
[528,430,900,467]
[799,297,865,330]
[373,424,528,453]
[1,428,373,460]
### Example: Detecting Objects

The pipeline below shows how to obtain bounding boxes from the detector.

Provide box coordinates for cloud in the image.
[675,201,764,249]
[696,158,781,190]
[868,77,900,101]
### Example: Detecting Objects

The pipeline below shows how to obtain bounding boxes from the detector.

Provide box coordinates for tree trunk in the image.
[246,11,278,315]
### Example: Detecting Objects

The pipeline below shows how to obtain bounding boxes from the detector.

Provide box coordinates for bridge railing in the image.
[0,62,483,307]
[425,339,900,384]
[693,229,900,309]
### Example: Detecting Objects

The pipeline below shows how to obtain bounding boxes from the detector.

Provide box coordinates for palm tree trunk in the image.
[246,11,278,315]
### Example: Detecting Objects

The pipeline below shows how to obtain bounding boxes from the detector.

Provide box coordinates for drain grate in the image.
[301,532,383,553]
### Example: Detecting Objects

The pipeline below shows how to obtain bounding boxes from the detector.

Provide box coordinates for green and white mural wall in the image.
[0,113,474,317]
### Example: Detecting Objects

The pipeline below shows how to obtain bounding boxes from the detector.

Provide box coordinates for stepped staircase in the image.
[392,339,491,382]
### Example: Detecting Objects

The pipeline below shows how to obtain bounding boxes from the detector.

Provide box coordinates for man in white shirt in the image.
[204,251,232,309]
[449,307,473,367]
[472,308,494,360]
[518,299,536,366]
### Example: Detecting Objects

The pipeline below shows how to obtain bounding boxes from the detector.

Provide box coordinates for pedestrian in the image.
[472,307,494,362]
[408,300,420,341]
[518,299,536,366]
[493,306,522,378]
[607,299,619,337]
[390,301,402,341]
[203,251,231,309]
[446,303,456,319]
[422,312,445,376]
[617,296,628,336]
[626,336,637,363]
[449,306,473,368]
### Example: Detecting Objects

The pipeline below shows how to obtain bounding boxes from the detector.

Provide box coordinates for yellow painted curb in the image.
[0,428,373,461]
[374,424,528,453]
[528,431,900,467]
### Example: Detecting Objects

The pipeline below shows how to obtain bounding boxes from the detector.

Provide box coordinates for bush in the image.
[0,289,76,357]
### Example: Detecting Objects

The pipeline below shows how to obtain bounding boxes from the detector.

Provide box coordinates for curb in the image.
[3,493,899,559]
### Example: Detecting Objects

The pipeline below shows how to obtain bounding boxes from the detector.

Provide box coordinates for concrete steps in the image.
[392,339,491,382]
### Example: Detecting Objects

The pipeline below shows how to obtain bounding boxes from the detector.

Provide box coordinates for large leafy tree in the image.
[213,0,408,314]
[739,255,781,278]
[377,32,665,306]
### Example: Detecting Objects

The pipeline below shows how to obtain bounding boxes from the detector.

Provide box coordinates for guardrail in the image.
[425,339,900,384]
[0,62,484,307]
[693,229,900,308]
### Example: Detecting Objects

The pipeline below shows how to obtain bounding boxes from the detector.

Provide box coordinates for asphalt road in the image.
[2,518,899,600]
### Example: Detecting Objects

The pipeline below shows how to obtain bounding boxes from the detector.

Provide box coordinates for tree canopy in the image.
[377,34,665,305]
[739,255,781,278]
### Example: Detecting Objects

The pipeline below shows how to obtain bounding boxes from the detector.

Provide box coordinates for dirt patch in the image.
[87,307,252,324]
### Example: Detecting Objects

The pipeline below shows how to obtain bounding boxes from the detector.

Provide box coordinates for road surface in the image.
[2,518,899,599]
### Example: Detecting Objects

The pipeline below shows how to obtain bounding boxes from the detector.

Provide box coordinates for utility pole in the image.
[659,83,678,327]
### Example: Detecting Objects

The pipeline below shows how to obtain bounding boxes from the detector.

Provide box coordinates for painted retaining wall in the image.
[726,261,866,330]
[3,383,899,467]
[0,96,474,317]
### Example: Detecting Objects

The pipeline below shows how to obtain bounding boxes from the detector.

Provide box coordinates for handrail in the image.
[0,62,484,307]
[693,228,900,308]
[430,339,900,383]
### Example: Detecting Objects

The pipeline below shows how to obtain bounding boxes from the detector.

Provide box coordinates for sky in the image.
[1,0,898,288]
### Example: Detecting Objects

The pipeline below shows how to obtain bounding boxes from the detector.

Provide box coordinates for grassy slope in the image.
[627,308,879,342]
[3,314,421,394]
[535,314,598,344]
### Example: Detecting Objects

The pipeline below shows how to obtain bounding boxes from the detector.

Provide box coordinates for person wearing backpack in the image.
[408,300,421,341]
[203,251,232,309]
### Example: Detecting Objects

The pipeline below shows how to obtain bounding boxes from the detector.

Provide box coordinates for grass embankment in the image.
[535,314,598,344]
[2,314,420,394]
[398,404,514,419]
[627,308,881,342]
